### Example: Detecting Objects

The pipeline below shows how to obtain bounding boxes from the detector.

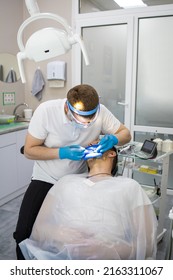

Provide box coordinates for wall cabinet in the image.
[0,133,18,202]
[0,129,33,206]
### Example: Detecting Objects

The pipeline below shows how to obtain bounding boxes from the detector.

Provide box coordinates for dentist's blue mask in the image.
[66,100,100,129]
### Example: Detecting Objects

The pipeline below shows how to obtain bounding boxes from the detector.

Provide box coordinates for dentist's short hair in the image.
[67,84,99,117]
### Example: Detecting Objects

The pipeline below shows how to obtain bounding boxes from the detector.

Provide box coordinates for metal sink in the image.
[0,114,15,124]
[14,117,30,123]
[0,121,29,134]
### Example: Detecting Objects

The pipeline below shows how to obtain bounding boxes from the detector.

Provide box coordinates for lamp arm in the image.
[25,0,40,16]
[17,52,27,83]
[72,34,90,66]
[17,12,73,51]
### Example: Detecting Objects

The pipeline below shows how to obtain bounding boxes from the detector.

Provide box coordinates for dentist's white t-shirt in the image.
[28,99,120,184]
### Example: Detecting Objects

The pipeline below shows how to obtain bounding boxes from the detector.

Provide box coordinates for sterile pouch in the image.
[83,144,102,160]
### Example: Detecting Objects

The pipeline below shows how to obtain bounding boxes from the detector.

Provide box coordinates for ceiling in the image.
[83,0,173,11]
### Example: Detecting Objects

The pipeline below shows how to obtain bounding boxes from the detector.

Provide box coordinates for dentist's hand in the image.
[97,134,118,153]
[59,145,85,161]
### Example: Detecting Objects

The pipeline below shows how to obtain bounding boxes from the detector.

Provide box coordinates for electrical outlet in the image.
[3,92,15,105]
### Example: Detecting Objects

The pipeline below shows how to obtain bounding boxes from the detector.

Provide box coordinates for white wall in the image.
[23,0,73,111]
[0,0,73,114]
[0,0,25,115]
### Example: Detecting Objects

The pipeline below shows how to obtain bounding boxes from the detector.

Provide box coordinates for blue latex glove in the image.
[83,144,103,160]
[59,145,85,161]
[97,134,118,153]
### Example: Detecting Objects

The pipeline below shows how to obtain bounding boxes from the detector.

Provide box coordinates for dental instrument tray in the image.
[83,144,102,160]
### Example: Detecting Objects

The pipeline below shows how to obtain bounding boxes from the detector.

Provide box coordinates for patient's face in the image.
[86,149,108,166]
[87,149,116,170]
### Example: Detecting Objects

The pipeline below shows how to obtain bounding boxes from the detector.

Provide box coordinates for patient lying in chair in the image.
[19,146,158,260]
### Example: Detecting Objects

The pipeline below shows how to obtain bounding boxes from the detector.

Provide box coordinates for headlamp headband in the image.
[67,100,99,116]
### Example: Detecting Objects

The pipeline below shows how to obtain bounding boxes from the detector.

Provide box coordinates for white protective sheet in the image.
[19,174,158,260]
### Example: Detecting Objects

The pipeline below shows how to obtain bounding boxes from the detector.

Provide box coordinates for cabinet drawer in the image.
[0,132,16,148]
[0,144,18,199]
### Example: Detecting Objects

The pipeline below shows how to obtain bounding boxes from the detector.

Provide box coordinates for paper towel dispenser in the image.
[47,61,66,80]
[47,61,66,87]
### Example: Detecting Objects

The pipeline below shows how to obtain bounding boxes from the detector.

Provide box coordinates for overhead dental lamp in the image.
[17,0,89,83]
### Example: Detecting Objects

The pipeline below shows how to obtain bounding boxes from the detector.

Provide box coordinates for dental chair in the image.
[165,207,173,259]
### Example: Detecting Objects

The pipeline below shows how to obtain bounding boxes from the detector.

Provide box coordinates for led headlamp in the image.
[67,100,99,116]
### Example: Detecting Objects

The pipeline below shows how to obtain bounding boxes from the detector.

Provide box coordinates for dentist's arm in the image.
[114,123,131,146]
[24,132,85,160]
[98,124,131,153]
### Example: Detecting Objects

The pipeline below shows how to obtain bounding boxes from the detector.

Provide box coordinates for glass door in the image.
[73,13,133,129]
[82,24,127,124]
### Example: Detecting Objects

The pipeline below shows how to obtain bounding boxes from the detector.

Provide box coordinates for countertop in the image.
[0,122,29,135]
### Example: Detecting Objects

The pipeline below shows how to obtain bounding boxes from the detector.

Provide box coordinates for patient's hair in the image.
[111,146,118,176]
[67,84,99,118]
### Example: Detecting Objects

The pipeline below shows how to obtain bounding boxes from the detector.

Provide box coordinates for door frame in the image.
[72,1,173,138]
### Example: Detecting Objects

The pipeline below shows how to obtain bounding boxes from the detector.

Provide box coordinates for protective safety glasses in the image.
[66,101,100,128]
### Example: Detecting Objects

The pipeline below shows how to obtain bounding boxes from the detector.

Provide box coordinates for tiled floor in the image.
[0,194,23,260]
[0,193,173,260]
